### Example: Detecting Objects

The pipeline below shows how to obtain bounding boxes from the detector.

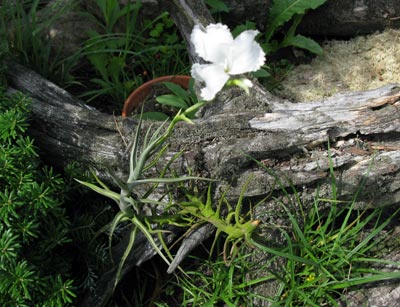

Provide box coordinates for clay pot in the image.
[121,75,191,117]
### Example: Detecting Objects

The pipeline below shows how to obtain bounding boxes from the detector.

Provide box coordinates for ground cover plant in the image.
[248,158,400,306]
[0,87,76,306]
[152,252,273,307]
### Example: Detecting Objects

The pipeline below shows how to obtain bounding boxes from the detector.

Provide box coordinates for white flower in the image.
[190,23,265,101]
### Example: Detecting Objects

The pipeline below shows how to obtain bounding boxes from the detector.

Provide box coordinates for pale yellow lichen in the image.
[275,29,400,102]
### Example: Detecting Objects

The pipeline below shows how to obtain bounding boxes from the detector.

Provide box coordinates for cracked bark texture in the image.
[7,60,400,307]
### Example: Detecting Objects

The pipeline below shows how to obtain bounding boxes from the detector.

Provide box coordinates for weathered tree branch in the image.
[7,58,400,306]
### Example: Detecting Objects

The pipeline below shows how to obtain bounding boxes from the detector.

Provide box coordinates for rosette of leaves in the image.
[0,89,76,306]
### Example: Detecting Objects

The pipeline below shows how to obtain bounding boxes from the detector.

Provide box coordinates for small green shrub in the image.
[141,11,189,77]
[0,89,76,306]
[205,0,230,14]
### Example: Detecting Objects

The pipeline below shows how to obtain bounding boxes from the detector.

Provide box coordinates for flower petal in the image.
[191,23,233,64]
[228,30,265,75]
[191,63,230,100]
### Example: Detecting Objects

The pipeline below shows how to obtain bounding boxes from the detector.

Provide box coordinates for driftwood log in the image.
[5,0,400,306]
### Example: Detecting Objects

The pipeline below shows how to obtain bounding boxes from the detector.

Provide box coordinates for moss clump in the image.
[275,29,400,102]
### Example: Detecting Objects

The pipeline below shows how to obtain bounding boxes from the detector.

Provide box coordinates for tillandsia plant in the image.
[76,106,206,287]
[140,23,266,120]
[168,178,261,273]
[77,22,265,290]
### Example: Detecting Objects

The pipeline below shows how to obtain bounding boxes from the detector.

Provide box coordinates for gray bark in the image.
[6,58,400,307]
[8,60,399,208]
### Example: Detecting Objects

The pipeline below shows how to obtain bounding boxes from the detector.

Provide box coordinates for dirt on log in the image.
[4,0,400,306]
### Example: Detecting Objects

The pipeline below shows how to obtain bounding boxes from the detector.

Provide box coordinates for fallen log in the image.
[7,60,399,206]
[5,1,400,306]
[6,54,400,307]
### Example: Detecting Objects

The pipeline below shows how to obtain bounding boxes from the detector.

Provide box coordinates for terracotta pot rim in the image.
[122,75,191,117]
